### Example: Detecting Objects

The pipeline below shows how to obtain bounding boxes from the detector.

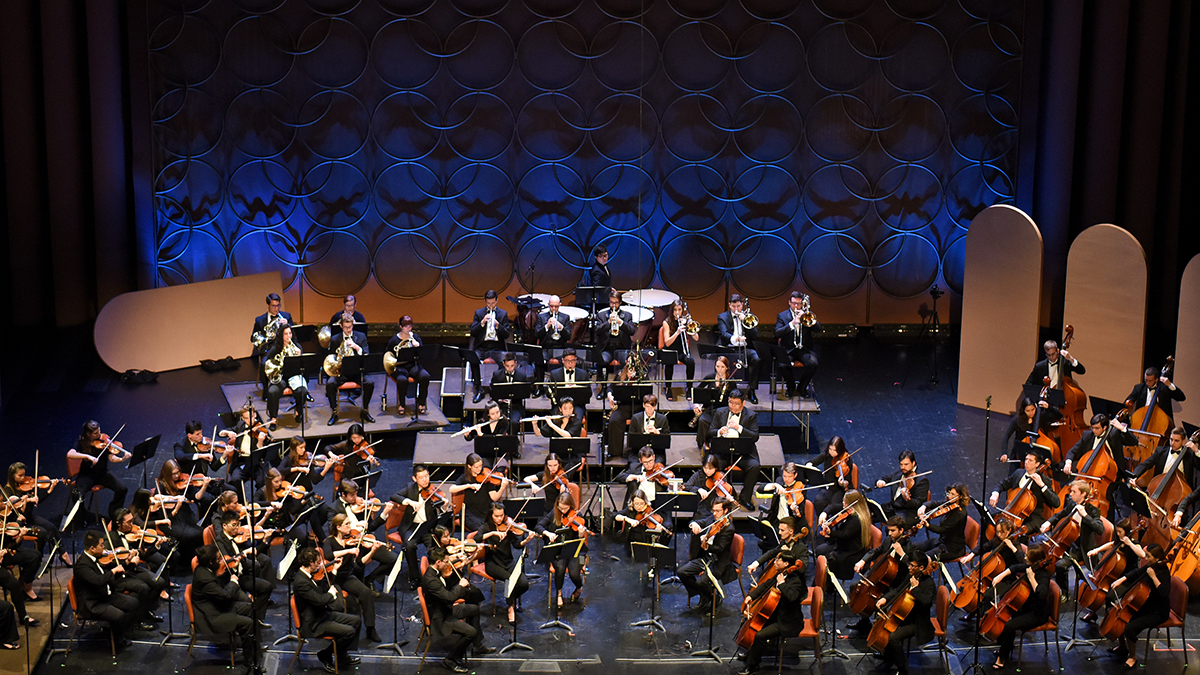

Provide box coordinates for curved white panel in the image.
[1175,255,1200,427]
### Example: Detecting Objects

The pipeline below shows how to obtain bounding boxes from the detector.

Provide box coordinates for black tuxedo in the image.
[547,365,592,417]
[1132,443,1196,484]
[587,261,611,290]
[466,306,511,388]
[72,552,141,634]
[535,310,573,348]
[326,329,374,413]
[774,309,820,395]
[678,521,736,599]
[876,471,930,527]
[994,470,1061,531]
[420,566,484,662]
[490,366,532,422]
[707,405,762,505]
[385,332,430,407]
[715,311,761,391]
[1126,382,1186,423]
[293,569,360,657]
[191,565,256,663]
[595,307,635,357]
[328,310,365,326]
[390,483,451,585]
[629,410,669,438]
[741,570,808,671]
[1024,356,1085,388]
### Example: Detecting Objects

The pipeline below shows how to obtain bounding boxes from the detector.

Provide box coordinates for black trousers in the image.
[664,353,695,391]
[744,617,803,670]
[0,599,17,645]
[209,600,256,665]
[76,471,128,520]
[781,348,818,394]
[339,576,376,629]
[678,557,719,599]
[483,561,529,606]
[266,382,307,420]
[364,548,399,585]
[84,591,142,635]
[442,602,484,662]
[402,523,435,584]
[997,611,1048,660]
[312,610,361,658]
[392,364,430,407]
[544,545,584,592]
[466,342,504,388]
[326,377,374,413]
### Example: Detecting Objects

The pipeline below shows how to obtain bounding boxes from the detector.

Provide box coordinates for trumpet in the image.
[484,308,498,341]
[609,311,622,336]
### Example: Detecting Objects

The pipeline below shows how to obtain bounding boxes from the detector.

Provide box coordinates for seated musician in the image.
[815,489,872,581]
[329,294,365,328]
[873,550,935,675]
[680,499,738,610]
[328,424,381,494]
[1130,426,1194,496]
[683,454,729,524]
[155,459,209,557]
[324,513,389,642]
[692,356,735,450]
[1063,413,1138,519]
[112,507,170,604]
[615,489,673,550]
[746,516,808,585]
[173,420,232,513]
[1126,366,1185,427]
[808,435,856,516]
[774,291,820,399]
[464,402,511,459]
[293,546,362,674]
[660,299,697,400]
[0,528,41,628]
[533,295,573,392]
[603,356,641,459]
[73,530,145,647]
[735,549,808,675]
[192,544,261,673]
[915,483,970,561]
[1079,517,1146,623]
[325,315,375,426]
[988,543,1053,670]
[467,290,511,403]
[216,404,270,494]
[264,325,308,427]
[489,352,531,425]
[756,462,808,544]
[534,492,588,606]
[628,393,669,460]
[956,518,1022,623]
[547,349,591,414]
[478,501,533,624]
[595,288,635,385]
[385,315,430,414]
[4,461,64,558]
[1039,479,1103,599]
[524,453,570,512]
[532,398,583,452]
[422,548,494,674]
[333,479,394,537]
[1024,339,1084,388]
[716,294,761,404]
[99,533,161,625]
[210,489,274,531]
[214,514,276,621]
[848,516,918,634]
[67,420,131,520]
[1106,542,1170,668]
[252,293,292,354]
[707,389,762,512]
[1001,397,1062,462]
[874,450,929,528]
[390,464,452,592]
[0,597,17,650]
[617,447,669,508]
[450,454,508,533]
[278,438,335,538]
[988,446,1061,534]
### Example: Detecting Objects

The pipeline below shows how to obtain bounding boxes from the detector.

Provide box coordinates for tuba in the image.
[323,334,356,377]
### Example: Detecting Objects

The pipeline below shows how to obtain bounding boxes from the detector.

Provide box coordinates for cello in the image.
[952,527,1021,612]
[848,527,914,615]
[1077,522,1146,612]
[866,561,931,653]
[979,546,1053,641]
[1128,357,1175,473]
[1166,510,1200,594]
[735,555,803,649]
[1056,325,1088,453]
[1099,560,1163,641]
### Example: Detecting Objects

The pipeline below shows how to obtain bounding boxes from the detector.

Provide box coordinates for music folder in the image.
[709,436,756,457]
[627,433,670,452]
[610,382,652,405]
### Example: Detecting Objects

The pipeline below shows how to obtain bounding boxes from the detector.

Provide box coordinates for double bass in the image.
[1128,357,1175,471]
[1065,405,1130,517]
[1136,427,1196,550]
[1056,325,1088,453]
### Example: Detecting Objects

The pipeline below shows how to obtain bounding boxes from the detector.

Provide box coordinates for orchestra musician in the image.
[292,546,362,674]
[587,244,611,291]
[1106,543,1171,669]
[0,528,40,627]
[1040,479,1103,597]
[252,293,292,351]
[323,513,387,642]
[1063,413,1138,519]
[872,550,935,675]
[173,420,232,515]
[988,543,1052,670]
[391,464,451,592]
[734,549,807,675]
[524,453,570,511]
[327,424,380,495]
[707,389,761,512]
[603,356,642,459]
[103,516,166,621]
[192,544,262,673]
[385,315,430,414]
[264,325,308,427]
[154,459,209,558]
[112,507,171,600]
[874,450,929,528]
[679,499,737,610]
[0,597,17,650]
[815,489,871,581]
[757,462,810,543]
[692,355,736,450]
[808,435,856,516]
[277,437,335,538]
[1125,366,1185,428]
[489,352,531,425]
[1024,339,1085,390]
[682,455,726,524]
[989,446,1062,534]
[1170,432,1200,526]
[956,518,1021,623]
[628,393,669,459]
[1130,426,1194,498]
[464,402,511,446]
[716,294,761,404]
[615,490,673,550]
[535,492,588,606]
[214,515,277,621]
[478,502,533,624]
[1001,397,1063,462]
[328,294,365,327]
[4,461,64,557]
[467,290,511,403]
[533,295,573,390]
[546,348,591,415]
[660,299,697,400]
[422,548,494,674]
[450,454,508,533]
[774,291,820,399]
[746,516,808,584]
[325,315,375,426]
[616,447,668,508]
[73,530,145,648]
[595,289,635,384]
[532,398,584,458]
[331,480,395,543]
[915,483,969,561]
[216,404,271,493]
[848,516,918,634]
[68,420,132,520]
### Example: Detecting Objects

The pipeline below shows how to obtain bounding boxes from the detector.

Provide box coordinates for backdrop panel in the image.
[1174,254,1200,427]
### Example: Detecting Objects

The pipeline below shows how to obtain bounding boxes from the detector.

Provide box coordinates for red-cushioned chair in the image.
[925,584,954,673]
[385,503,407,548]
[732,533,747,598]
[945,516,981,577]
[66,454,107,523]
[64,576,117,657]
[202,524,216,547]
[1016,580,1061,670]
[1143,576,1188,667]
[803,555,826,607]
[1098,516,1114,546]
[777,585,824,675]
[869,524,883,550]
[183,583,237,667]
[286,595,338,675]
[466,532,498,616]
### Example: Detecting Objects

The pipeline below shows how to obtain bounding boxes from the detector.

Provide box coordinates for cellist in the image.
[989,446,1061,534]
[988,543,1053,671]
[1105,543,1170,669]
[955,519,1021,624]
[1125,367,1185,429]
[848,516,917,635]
[1080,518,1146,623]
[747,516,808,584]
[1170,430,1200,527]
[1039,480,1103,601]
[1000,397,1061,462]
[734,549,807,675]
[873,550,935,675]
[1063,413,1137,519]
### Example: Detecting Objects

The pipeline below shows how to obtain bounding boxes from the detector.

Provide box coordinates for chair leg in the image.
[814,636,824,675]
[287,635,303,674]
[1055,630,1062,671]
[66,622,79,656]
[331,639,338,671]
[108,625,116,658]
[229,633,236,668]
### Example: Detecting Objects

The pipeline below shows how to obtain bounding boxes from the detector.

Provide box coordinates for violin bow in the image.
[33,449,39,503]
[821,446,864,475]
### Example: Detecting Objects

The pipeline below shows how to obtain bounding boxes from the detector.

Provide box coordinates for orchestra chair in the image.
[331,380,363,419]
[945,516,980,578]
[466,532,498,616]
[183,583,237,667]
[1098,516,1114,546]
[286,595,338,675]
[416,586,434,672]
[1143,576,1188,667]
[385,504,407,548]
[922,585,954,673]
[66,453,106,524]
[64,576,116,658]
[1015,579,1061,671]
[202,525,216,547]
[803,555,826,607]
[731,533,747,598]
[869,524,882,551]
[777,585,824,675]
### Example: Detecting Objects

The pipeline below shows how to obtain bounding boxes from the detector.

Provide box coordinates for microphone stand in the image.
[962,396,993,675]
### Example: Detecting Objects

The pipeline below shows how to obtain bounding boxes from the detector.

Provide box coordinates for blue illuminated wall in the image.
[147,0,1023,314]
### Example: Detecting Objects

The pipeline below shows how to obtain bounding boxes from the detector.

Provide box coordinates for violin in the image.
[421,484,447,504]
[197,437,233,453]
[231,524,279,544]
[475,463,509,487]
[620,508,671,535]
[1,523,39,539]
[119,524,165,546]
[92,432,126,456]
[919,499,961,526]
[819,505,855,537]
[642,463,675,487]
[350,533,396,550]
[348,497,385,514]
[560,509,593,538]
[17,476,68,493]
[491,517,536,540]
[97,547,136,565]
[174,473,211,490]
[705,463,738,502]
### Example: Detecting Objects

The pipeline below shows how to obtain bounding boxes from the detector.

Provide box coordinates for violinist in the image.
[660,299,697,400]
[1040,479,1103,600]
[872,550,935,675]
[0,527,40,627]
[774,290,820,400]
[628,393,669,458]
[210,490,274,532]
[217,404,271,493]
[758,462,809,541]
[1024,339,1085,390]
[747,516,807,584]
[155,459,208,557]
[735,549,807,675]
[682,455,728,523]
[535,492,588,606]
[278,438,335,538]
[988,543,1053,671]
[989,446,1061,534]
[451,453,508,532]
[333,479,394,538]
[265,325,309,427]
[692,355,736,450]
[680,499,737,610]
[479,502,534,624]
[4,461,63,556]
[525,454,569,511]
[391,464,451,591]
[67,420,131,520]
[716,294,761,403]
[256,467,308,535]
[874,451,929,528]
[214,515,276,621]
[1125,366,1185,428]
[1063,413,1137,518]
[1105,542,1170,668]
[848,517,918,635]
[422,548,493,674]
[467,289,511,403]
[292,546,362,674]
[73,530,144,647]
[615,490,673,549]
[707,389,762,512]
[325,314,375,426]
[532,397,583,445]
[192,544,262,673]
[617,447,669,508]
[386,315,431,414]
[323,513,388,643]
[915,483,969,561]
[1000,397,1061,462]
[112,508,170,604]
[809,435,856,516]
[328,424,380,495]
[173,420,231,513]
[815,489,872,580]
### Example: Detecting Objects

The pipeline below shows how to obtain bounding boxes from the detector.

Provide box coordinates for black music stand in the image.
[549,437,591,466]
[386,346,420,421]
[499,550,534,655]
[547,384,591,412]
[610,383,653,406]
[535,534,577,633]
[574,285,607,346]
[128,435,162,489]
[709,437,757,475]
[655,491,697,584]
[630,539,672,632]
[490,381,533,403]
[378,547,409,656]
[291,323,318,345]
[627,433,670,459]
[689,561,726,663]
[474,435,519,460]
[280,355,314,429]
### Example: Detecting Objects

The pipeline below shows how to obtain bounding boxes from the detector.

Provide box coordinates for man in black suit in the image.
[421,549,494,673]
[1126,366,1186,429]
[774,291,820,399]
[293,547,361,673]
[1131,427,1194,514]
[467,290,511,403]
[533,295,573,391]
[716,294,761,403]
[214,516,276,620]
[547,348,591,412]
[173,420,230,514]
[1024,339,1085,389]
[390,464,452,591]
[872,450,930,528]
[736,549,808,675]
[988,446,1062,533]
[1064,413,1138,519]
[73,530,145,648]
[251,293,292,355]
[679,499,737,609]
[707,390,762,510]
[489,352,531,426]
[587,245,611,291]
[325,314,375,426]
[192,544,260,672]
[627,393,668,460]
[328,294,366,328]
[595,289,635,386]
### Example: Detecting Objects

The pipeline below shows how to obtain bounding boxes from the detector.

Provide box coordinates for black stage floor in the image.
[2,328,1195,675]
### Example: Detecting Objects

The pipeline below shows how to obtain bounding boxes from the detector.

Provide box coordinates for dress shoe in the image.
[442,659,468,673]
[137,621,156,631]
[295,409,304,424]
[361,411,375,424]
[22,616,39,628]
[472,391,486,403]
[257,620,271,629]
[738,498,755,512]
[327,413,339,426]
[405,579,420,592]
[147,613,164,623]
[269,423,278,432]
[344,655,361,665]
[318,659,337,674]
[117,638,133,650]
[367,627,382,642]
[473,644,496,656]
[747,391,759,404]
[305,392,315,402]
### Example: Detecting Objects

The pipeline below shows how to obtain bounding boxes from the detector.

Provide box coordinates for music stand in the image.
[291,323,318,345]
[128,435,162,489]
[279,355,312,428]
[499,550,534,654]
[549,437,590,465]
[655,491,697,584]
[474,435,519,460]
[627,433,671,457]
[378,548,410,656]
[610,383,653,406]
[630,539,672,632]
[1021,384,1066,409]
[689,561,726,663]
[547,384,591,410]
[709,437,756,483]
[535,534,576,632]
[489,381,533,404]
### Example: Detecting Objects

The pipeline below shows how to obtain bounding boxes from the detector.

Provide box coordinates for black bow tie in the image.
[565,370,574,375]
